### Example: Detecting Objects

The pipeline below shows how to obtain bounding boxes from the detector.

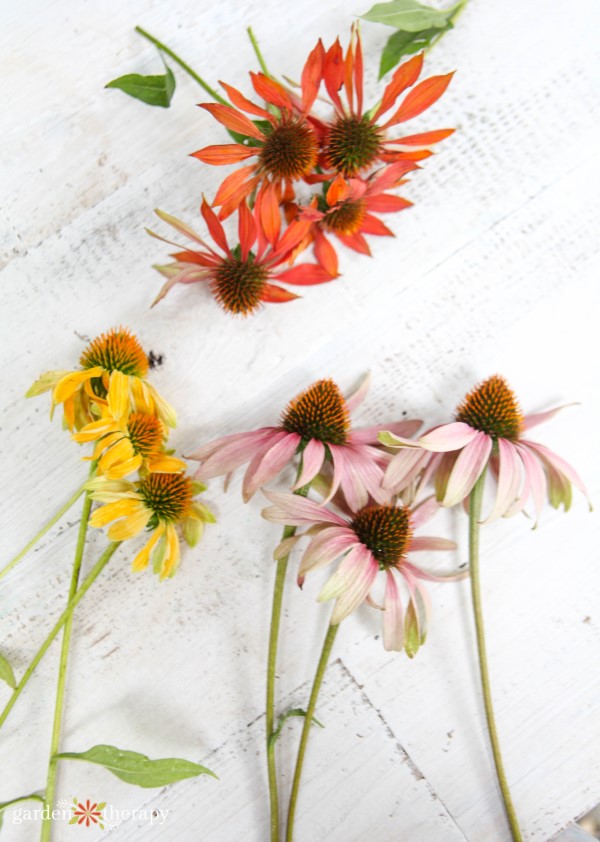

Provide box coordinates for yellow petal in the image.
[108,370,131,419]
[131,378,154,415]
[147,384,177,429]
[26,370,69,398]
[99,437,134,470]
[107,507,151,541]
[104,454,143,480]
[90,498,142,528]
[132,524,165,572]
[160,523,181,580]
[53,368,101,403]
[72,418,119,443]
[147,455,187,473]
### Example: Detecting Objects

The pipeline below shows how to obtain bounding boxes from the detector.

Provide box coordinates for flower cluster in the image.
[27,326,215,579]
[191,372,588,654]
[150,26,454,316]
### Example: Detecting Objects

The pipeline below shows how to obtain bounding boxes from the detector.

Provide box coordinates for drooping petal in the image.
[335,231,371,255]
[360,213,395,237]
[312,228,339,277]
[107,506,152,541]
[383,448,430,493]
[442,431,492,507]
[383,570,404,651]
[298,526,358,577]
[193,428,280,479]
[523,440,591,509]
[200,102,266,141]
[522,403,578,431]
[262,489,348,526]
[344,371,370,413]
[242,432,301,501]
[408,536,457,552]
[515,443,547,522]
[403,560,466,583]
[132,524,165,572]
[481,438,522,523]
[213,166,257,211]
[219,80,273,120]
[330,546,379,624]
[256,183,281,247]
[293,438,326,489]
[250,72,292,110]
[409,495,440,529]
[419,422,480,452]
[351,419,422,445]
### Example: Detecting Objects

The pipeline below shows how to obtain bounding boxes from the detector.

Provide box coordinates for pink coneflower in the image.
[261,491,463,653]
[148,196,334,314]
[380,375,591,522]
[189,376,421,508]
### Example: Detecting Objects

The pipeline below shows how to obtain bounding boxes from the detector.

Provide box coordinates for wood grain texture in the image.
[1,0,599,840]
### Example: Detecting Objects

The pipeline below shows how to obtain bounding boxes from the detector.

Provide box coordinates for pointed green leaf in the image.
[106,66,176,108]
[361,0,460,30]
[0,792,45,811]
[378,23,453,77]
[56,744,217,788]
[0,652,16,689]
[268,708,324,749]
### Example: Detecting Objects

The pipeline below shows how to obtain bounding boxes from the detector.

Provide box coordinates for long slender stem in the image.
[286,621,339,842]
[469,470,523,842]
[39,488,93,842]
[0,482,86,582]
[0,542,120,732]
[247,27,270,76]
[134,26,229,105]
[266,478,310,842]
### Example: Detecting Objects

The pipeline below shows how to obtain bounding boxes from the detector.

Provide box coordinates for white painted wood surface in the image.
[1,0,599,840]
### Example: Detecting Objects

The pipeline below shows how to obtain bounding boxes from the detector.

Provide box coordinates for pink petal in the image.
[442,432,492,507]
[523,440,590,505]
[350,418,422,446]
[192,428,280,479]
[262,490,348,526]
[242,432,301,501]
[383,570,404,651]
[383,448,431,493]
[403,560,467,583]
[344,372,371,412]
[515,443,547,522]
[419,422,479,452]
[298,527,358,576]
[522,403,578,431]
[409,495,439,529]
[189,427,277,461]
[328,548,379,624]
[408,536,457,552]
[481,438,522,523]
[293,439,326,489]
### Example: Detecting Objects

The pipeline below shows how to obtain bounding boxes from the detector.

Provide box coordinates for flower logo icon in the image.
[69,798,105,829]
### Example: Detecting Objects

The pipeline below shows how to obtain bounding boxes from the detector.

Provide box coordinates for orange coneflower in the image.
[313,25,454,179]
[192,41,325,218]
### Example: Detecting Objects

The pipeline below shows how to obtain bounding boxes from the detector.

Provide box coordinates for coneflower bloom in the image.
[380,375,591,522]
[314,27,454,178]
[295,164,416,274]
[191,41,324,217]
[262,491,463,653]
[73,410,186,479]
[149,197,334,314]
[26,327,176,431]
[190,376,421,509]
[86,473,215,579]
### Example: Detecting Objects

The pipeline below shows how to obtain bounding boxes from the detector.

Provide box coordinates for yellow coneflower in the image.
[26,327,176,431]
[73,410,186,479]
[87,473,215,580]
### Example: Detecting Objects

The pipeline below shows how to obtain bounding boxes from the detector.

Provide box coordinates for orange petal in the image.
[201,103,265,141]
[261,283,300,303]
[301,39,325,113]
[219,80,273,120]
[238,201,257,260]
[360,213,394,237]
[366,194,412,213]
[275,264,337,285]
[374,53,424,121]
[389,128,455,145]
[313,228,339,277]
[323,39,345,112]
[326,174,351,206]
[250,73,292,110]
[191,143,261,164]
[384,72,455,127]
[213,166,257,211]
[257,183,281,247]
[201,197,230,253]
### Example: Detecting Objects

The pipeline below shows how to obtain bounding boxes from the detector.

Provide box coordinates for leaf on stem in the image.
[0,653,16,689]
[106,66,176,108]
[268,708,324,749]
[0,792,45,829]
[56,745,217,787]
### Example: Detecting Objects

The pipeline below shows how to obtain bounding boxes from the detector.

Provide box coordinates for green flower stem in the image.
[39,486,93,842]
[469,470,523,842]
[0,482,87,582]
[286,620,339,842]
[247,27,270,76]
[0,542,120,733]
[134,26,229,105]
[266,480,311,842]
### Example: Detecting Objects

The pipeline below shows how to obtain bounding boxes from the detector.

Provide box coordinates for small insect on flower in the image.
[189,374,421,509]
[87,472,215,580]
[26,327,176,431]
[262,491,464,655]
[191,40,325,218]
[313,25,455,179]
[148,196,335,316]
[380,375,591,523]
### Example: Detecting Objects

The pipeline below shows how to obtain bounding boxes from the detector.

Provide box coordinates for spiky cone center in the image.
[455,375,524,441]
[325,116,382,177]
[281,378,350,445]
[79,327,149,377]
[351,504,413,569]
[323,198,367,235]
[259,118,319,181]
[127,413,164,457]
[138,473,193,523]
[212,256,269,316]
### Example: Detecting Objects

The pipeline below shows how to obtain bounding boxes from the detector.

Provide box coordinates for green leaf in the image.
[0,652,16,689]
[268,709,324,749]
[0,792,45,828]
[378,23,453,77]
[361,0,460,31]
[56,745,217,788]
[106,66,176,108]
